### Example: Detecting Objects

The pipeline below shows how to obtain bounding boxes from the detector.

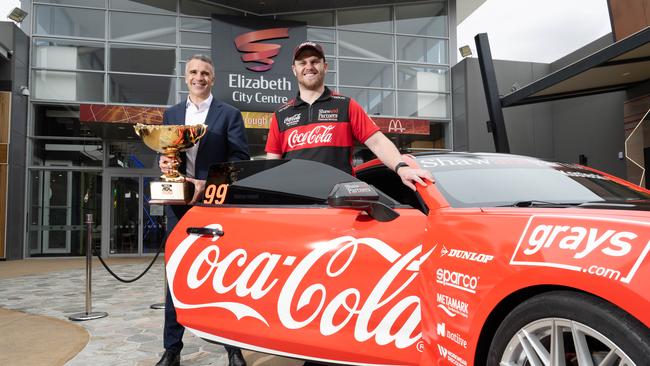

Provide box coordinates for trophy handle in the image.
[194,125,207,142]
[133,124,146,138]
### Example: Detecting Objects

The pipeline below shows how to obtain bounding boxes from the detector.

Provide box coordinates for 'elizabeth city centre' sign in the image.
[212,15,306,112]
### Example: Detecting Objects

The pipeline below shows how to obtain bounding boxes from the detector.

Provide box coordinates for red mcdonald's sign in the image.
[372,117,430,135]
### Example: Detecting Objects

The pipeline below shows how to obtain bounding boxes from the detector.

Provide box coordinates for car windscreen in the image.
[416,155,650,208]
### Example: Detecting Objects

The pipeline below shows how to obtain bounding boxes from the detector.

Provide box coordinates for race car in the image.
[165,152,650,365]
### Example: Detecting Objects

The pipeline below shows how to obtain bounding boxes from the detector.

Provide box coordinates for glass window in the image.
[397,65,448,92]
[339,31,393,60]
[325,72,336,86]
[338,87,394,116]
[108,141,157,168]
[31,140,103,166]
[34,5,105,39]
[28,170,102,257]
[385,122,446,151]
[397,36,448,64]
[34,39,105,71]
[110,0,176,14]
[395,2,447,37]
[33,70,104,102]
[181,48,210,60]
[109,74,175,105]
[36,0,105,8]
[180,0,242,17]
[180,31,211,47]
[307,28,335,42]
[110,12,176,44]
[320,42,336,57]
[338,7,392,32]
[339,60,393,88]
[278,11,334,27]
[110,45,175,74]
[326,58,336,72]
[397,91,449,119]
[181,17,211,32]
[32,105,98,138]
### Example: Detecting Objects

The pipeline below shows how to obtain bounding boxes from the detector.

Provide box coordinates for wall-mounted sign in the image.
[212,15,306,112]
[242,111,272,129]
[373,117,431,135]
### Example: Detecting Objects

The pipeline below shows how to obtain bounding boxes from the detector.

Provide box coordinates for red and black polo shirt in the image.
[265,87,380,175]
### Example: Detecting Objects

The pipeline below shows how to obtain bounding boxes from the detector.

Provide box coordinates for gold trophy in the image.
[134,123,207,205]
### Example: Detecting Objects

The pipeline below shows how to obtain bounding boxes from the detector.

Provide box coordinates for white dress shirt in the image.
[184,94,213,178]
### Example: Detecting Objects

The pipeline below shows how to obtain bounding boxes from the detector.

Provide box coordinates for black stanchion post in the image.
[69,213,109,321]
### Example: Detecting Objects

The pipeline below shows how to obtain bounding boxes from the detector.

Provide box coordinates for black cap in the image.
[293,41,326,61]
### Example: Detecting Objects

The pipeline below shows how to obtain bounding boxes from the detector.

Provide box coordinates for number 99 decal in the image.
[203,184,228,205]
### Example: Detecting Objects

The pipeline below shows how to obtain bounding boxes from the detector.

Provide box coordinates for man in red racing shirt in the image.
[266,41,432,191]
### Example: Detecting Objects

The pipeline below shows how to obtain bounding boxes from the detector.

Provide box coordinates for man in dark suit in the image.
[157,54,250,366]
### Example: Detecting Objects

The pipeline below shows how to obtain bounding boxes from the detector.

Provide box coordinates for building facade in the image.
[6,0,454,258]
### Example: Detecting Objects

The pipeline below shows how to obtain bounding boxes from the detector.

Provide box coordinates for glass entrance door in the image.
[106,173,165,255]
[43,163,73,254]
[143,176,165,253]
[109,176,139,254]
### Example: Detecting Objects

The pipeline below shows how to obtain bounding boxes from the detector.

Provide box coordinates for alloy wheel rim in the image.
[499,318,635,366]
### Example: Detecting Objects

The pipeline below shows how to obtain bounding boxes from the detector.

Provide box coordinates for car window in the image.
[202,159,398,207]
[356,165,427,213]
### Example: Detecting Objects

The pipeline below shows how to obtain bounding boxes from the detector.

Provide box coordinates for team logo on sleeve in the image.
[283,113,301,126]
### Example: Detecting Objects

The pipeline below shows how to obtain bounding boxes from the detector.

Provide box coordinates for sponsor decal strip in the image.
[511,215,650,284]
[167,226,433,350]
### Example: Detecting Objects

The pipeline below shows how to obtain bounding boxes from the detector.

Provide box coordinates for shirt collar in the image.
[294,86,332,107]
[186,94,213,111]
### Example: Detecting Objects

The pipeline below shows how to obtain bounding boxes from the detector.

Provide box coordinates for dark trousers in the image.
[163,205,189,353]
[163,284,184,352]
[164,284,243,357]
[162,205,242,358]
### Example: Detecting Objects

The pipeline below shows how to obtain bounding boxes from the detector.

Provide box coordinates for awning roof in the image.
[501,27,650,107]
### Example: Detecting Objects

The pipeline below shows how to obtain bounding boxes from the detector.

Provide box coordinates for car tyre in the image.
[487,290,650,366]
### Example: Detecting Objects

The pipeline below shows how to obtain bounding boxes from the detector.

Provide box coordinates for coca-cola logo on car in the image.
[511,215,650,284]
[287,125,334,149]
[166,224,433,353]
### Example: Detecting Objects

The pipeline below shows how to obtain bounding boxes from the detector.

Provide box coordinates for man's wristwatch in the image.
[394,162,409,173]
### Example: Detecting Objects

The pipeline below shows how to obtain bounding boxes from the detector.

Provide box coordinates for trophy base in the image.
[149,181,194,205]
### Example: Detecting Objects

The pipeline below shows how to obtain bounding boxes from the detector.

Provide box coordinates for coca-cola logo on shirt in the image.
[166,224,432,353]
[287,125,335,149]
[283,113,301,126]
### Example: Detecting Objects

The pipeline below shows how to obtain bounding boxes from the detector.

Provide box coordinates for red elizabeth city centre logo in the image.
[234,28,289,72]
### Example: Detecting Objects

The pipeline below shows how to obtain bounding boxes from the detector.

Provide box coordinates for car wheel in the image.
[487,291,650,366]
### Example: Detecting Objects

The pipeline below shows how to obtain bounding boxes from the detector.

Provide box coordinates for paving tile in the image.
[0,262,231,365]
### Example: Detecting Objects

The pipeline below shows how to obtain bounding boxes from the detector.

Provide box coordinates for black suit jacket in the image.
[163,97,250,230]
[163,97,250,179]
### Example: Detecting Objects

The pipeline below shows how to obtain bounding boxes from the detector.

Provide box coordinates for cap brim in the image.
[293,46,325,60]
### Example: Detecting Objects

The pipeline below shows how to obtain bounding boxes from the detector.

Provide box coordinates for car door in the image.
[165,160,429,365]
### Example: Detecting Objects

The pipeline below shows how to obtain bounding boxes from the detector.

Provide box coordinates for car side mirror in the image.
[327,182,400,222]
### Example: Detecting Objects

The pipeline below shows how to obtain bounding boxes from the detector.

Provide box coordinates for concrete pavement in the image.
[0,257,302,366]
